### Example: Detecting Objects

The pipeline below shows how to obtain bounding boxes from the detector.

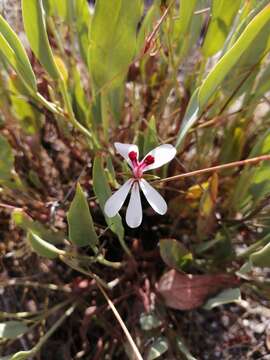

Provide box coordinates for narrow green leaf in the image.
[0,15,37,91]
[202,0,242,57]
[93,156,125,243]
[0,321,28,339]
[74,0,92,65]
[176,4,270,149]
[250,242,270,267]
[199,4,270,107]
[22,0,60,79]
[67,184,98,248]
[147,337,168,360]
[12,209,64,244]
[173,0,197,55]
[27,231,62,259]
[203,288,241,310]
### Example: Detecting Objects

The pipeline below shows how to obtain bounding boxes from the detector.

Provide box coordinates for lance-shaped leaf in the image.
[89,0,142,92]
[74,0,92,65]
[199,4,270,107]
[250,242,270,268]
[67,184,98,248]
[27,231,63,259]
[202,0,242,57]
[0,15,37,91]
[176,4,270,149]
[93,156,125,242]
[22,0,60,80]
[12,209,64,244]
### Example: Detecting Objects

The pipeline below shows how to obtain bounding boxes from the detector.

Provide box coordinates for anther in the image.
[144,155,155,165]
[128,151,138,161]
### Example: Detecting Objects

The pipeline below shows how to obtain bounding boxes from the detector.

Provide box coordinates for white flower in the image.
[104,142,176,228]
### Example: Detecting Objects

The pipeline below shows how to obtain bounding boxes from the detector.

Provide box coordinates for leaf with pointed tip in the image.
[27,232,62,259]
[67,184,98,248]
[22,0,60,79]
[0,15,37,90]
[93,156,125,242]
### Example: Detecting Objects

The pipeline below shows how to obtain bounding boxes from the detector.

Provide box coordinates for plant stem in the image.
[96,282,144,360]
[58,79,93,140]
[154,155,270,184]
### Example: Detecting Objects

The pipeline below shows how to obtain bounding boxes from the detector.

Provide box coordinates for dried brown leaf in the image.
[157,269,239,310]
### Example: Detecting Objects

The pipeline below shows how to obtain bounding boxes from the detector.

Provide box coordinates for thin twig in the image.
[153,155,270,184]
[96,282,144,360]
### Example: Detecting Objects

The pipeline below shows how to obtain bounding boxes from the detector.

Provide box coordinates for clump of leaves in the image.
[0,0,270,359]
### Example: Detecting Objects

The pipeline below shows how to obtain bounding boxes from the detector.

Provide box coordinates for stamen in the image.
[128,151,138,161]
[143,155,155,165]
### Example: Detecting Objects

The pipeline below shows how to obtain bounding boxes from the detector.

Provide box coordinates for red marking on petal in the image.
[144,155,155,165]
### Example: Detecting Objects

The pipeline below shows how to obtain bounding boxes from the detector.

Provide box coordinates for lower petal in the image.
[104,179,133,218]
[139,178,167,215]
[126,182,142,228]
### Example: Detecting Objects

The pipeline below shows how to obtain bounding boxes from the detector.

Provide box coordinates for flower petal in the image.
[104,179,133,218]
[142,144,176,171]
[126,182,142,228]
[139,179,167,215]
[114,142,139,168]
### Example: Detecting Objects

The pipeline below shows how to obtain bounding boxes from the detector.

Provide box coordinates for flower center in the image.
[128,151,155,179]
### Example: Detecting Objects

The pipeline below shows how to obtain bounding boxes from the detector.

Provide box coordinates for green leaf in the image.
[0,321,28,339]
[0,15,37,91]
[147,337,168,360]
[175,4,270,149]
[159,239,192,270]
[93,156,125,243]
[89,0,142,91]
[0,134,14,182]
[199,4,270,107]
[67,184,98,248]
[202,0,242,57]
[22,0,60,79]
[74,0,92,65]
[250,242,270,267]
[27,231,62,259]
[203,288,241,310]
[173,0,197,55]
[12,209,64,245]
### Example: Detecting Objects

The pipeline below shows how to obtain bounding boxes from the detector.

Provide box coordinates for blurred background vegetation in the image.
[0,0,270,359]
